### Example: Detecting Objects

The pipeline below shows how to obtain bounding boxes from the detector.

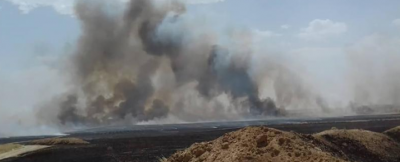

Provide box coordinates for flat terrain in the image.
[2,114,400,162]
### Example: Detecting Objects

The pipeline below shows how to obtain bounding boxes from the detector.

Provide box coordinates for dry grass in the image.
[314,129,400,162]
[158,157,168,162]
[0,145,49,160]
[164,126,400,162]
[385,126,400,141]
[0,144,22,154]
[28,138,89,146]
[165,127,347,162]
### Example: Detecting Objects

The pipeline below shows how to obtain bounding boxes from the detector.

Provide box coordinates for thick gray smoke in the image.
[45,0,296,127]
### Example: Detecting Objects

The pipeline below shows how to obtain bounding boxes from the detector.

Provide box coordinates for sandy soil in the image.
[165,126,400,162]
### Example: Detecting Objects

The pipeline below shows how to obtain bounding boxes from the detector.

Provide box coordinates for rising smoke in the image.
[39,0,400,128]
[2,0,398,136]
[43,0,298,127]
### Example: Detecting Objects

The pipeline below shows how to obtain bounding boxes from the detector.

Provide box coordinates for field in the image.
[1,114,400,162]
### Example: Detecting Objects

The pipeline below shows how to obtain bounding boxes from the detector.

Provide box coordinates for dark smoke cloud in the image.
[45,0,294,126]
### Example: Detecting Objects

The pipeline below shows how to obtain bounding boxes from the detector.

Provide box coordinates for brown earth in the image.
[165,126,400,162]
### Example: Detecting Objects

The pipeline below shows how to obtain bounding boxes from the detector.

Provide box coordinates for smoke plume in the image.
[3,0,400,138]
[44,0,302,127]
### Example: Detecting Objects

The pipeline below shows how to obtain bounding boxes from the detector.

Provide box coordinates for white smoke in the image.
[347,34,400,106]
[0,55,69,137]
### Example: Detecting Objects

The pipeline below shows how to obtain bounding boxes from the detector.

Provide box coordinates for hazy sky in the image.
[0,0,400,136]
[1,1,398,81]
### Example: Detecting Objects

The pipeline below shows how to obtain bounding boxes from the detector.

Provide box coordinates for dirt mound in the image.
[27,138,89,146]
[314,129,400,162]
[384,126,400,142]
[165,127,347,162]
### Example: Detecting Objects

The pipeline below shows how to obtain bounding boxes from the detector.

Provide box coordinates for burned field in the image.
[1,114,400,162]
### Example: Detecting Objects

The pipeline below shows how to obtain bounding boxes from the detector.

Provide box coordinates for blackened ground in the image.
[2,114,400,162]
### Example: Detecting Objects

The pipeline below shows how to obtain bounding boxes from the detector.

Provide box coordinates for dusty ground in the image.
[165,126,400,162]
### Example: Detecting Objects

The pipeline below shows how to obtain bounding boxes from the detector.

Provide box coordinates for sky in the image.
[0,0,400,136]
[1,0,399,68]
[1,0,399,70]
